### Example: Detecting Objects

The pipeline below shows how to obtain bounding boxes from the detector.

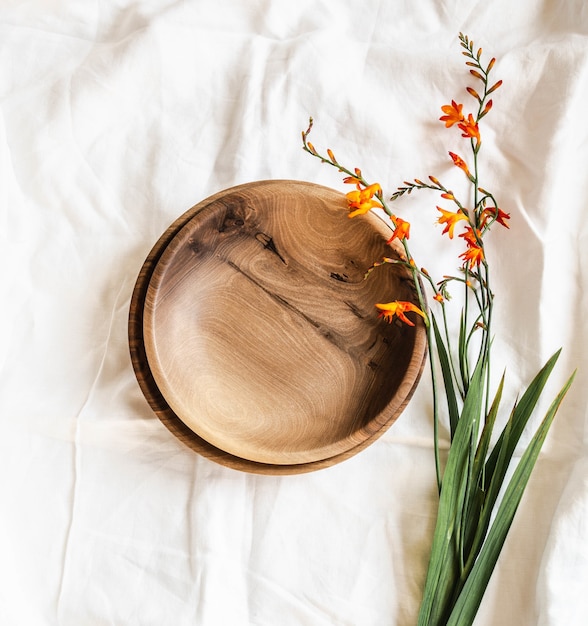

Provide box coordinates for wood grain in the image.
[130,180,427,473]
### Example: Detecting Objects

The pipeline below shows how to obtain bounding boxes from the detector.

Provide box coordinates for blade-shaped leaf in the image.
[461,373,505,562]
[484,349,562,490]
[472,350,563,555]
[462,349,558,578]
[446,369,576,626]
[463,402,514,577]
[473,372,505,483]
[432,313,460,438]
[417,357,486,626]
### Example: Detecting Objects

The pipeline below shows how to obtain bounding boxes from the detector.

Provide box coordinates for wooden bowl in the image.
[129,180,427,474]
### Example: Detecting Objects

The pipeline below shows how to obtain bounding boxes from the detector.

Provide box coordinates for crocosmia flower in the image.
[375,301,426,326]
[387,215,411,242]
[460,245,484,267]
[436,206,469,238]
[458,113,481,145]
[440,100,465,127]
[481,206,510,228]
[346,183,382,218]
[459,227,485,267]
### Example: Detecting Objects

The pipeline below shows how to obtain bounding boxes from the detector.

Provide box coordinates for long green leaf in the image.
[462,351,558,578]
[417,358,486,626]
[465,350,563,563]
[461,373,505,563]
[484,349,562,490]
[462,401,514,578]
[457,384,486,575]
[473,372,505,484]
[432,314,460,438]
[446,370,576,626]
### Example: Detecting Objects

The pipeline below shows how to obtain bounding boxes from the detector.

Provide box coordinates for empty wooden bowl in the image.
[129,180,427,473]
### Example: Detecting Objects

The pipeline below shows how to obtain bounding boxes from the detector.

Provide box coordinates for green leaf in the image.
[473,372,505,481]
[432,314,460,438]
[462,351,562,578]
[483,349,562,497]
[462,402,514,578]
[461,373,505,562]
[446,369,576,626]
[417,358,486,626]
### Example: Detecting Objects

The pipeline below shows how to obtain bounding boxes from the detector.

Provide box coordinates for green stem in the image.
[428,316,442,492]
[482,261,494,416]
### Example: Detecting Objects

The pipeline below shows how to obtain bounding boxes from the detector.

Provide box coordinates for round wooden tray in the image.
[129,180,427,474]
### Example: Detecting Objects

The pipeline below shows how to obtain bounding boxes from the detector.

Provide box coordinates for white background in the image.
[1,1,587,624]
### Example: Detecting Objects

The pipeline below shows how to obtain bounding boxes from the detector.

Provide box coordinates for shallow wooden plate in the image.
[130,180,427,473]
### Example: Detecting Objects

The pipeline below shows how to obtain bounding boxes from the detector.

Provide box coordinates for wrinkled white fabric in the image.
[1,1,587,624]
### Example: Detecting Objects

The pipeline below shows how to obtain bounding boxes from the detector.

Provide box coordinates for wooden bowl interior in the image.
[140,181,425,467]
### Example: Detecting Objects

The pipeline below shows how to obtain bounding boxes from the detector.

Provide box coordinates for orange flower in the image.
[375,301,426,326]
[458,113,481,145]
[449,151,473,180]
[460,245,484,267]
[440,100,465,127]
[346,182,382,218]
[387,215,410,242]
[436,206,469,238]
[481,206,510,228]
[459,227,485,267]
[433,293,444,303]
[460,227,481,246]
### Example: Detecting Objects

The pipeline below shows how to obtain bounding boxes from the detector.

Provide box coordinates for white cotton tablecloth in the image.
[1,1,587,624]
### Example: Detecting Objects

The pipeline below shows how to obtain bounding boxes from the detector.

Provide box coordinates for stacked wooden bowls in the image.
[129,180,427,474]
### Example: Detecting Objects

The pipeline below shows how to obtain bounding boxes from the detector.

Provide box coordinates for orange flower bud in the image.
[448,152,473,180]
[466,86,481,101]
[487,79,503,94]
